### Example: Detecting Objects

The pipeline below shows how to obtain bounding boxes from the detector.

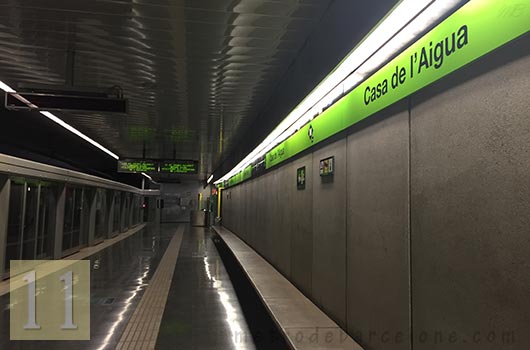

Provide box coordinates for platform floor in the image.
[0,224,257,350]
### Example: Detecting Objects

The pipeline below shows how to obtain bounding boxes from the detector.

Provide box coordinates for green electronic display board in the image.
[118,159,158,173]
[160,160,199,174]
[118,159,199,174]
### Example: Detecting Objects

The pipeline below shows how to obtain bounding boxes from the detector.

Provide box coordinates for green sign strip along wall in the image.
[265,0,530,169]
[242,166,253,181]
[228,165,253,187]
[228,173,242,187]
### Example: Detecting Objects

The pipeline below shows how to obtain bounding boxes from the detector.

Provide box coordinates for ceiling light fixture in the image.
[1,80,119,160]
[141,172,153,181]
[40,111,119,160]
[215,0,462,185]
[207,174,214,184]
[0,80,15,93]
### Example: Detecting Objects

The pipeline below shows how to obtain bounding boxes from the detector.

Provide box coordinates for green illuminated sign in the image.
[160,161,198,174]
[118,160,157,173]
[265,0,530,169]
[242,166,252,181]
[128,126,156,141]
[118,159,199,174]
[169,129,197,142]
[297,166,306,190]
[228,173,242,187]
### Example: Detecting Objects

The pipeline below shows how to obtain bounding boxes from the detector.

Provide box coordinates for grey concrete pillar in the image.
[87,189,97,246]
[53,185,66,259]
[147,197,155,222]
[128,195,134,227]
[147,197,160,224]
[155,198,161,225]
[120,193,127,233]
[106,191,115,238]
[0,176,10,277]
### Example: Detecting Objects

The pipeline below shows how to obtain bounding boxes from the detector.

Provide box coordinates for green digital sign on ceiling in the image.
[160,160,198,174]
[117,159,199,174]
[117,160,158,173]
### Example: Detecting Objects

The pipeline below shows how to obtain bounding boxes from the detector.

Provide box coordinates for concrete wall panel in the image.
[228,186,236,232]
[346,102,411,350]
[411,50,530,349]
[312,138,347,327]
[290,154,314,296]
[241,183,249,242]
[235,185,242,236]
[247,180,257,248]
[255,177,265,255]
[261,172,274,261]
[271,163,293,277]
[223,188,234,232]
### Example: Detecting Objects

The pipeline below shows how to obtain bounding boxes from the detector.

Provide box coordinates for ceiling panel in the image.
[0,0,333,179]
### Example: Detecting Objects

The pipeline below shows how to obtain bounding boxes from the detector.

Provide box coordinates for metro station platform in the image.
[0,222,360,350]
[0,0,528,349]
[0,224,310,350]
[0,224,265,350]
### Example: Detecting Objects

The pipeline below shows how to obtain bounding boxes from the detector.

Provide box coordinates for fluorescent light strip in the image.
[40,111,120,160]
[142,172,160,185]
[141,172,153,181]
[0,80,15,93]
[215,0,461,184]
[356,0,463,77]
[1,80,119,160]
[207,174,214,184]
[12,93,38,109]
[218,0,434,180]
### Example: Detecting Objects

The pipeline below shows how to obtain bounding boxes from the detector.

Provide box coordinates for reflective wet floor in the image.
[0,224,257,350]
[156,226,257,350]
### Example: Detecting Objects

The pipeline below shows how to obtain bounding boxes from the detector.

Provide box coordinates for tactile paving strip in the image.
[116,225,185,350]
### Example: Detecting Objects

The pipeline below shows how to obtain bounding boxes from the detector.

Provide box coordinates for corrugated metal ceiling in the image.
[0,0,333,178]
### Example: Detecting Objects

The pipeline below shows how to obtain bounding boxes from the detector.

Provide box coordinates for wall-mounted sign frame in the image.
[319,157,334,177]
[297,166,306,190]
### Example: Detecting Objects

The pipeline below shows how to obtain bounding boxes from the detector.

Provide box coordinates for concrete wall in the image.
[346,101,410,350]
[312,139,347,327]
[222,36,530,350]
[159,182,210,223]
[410,37,530,350]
